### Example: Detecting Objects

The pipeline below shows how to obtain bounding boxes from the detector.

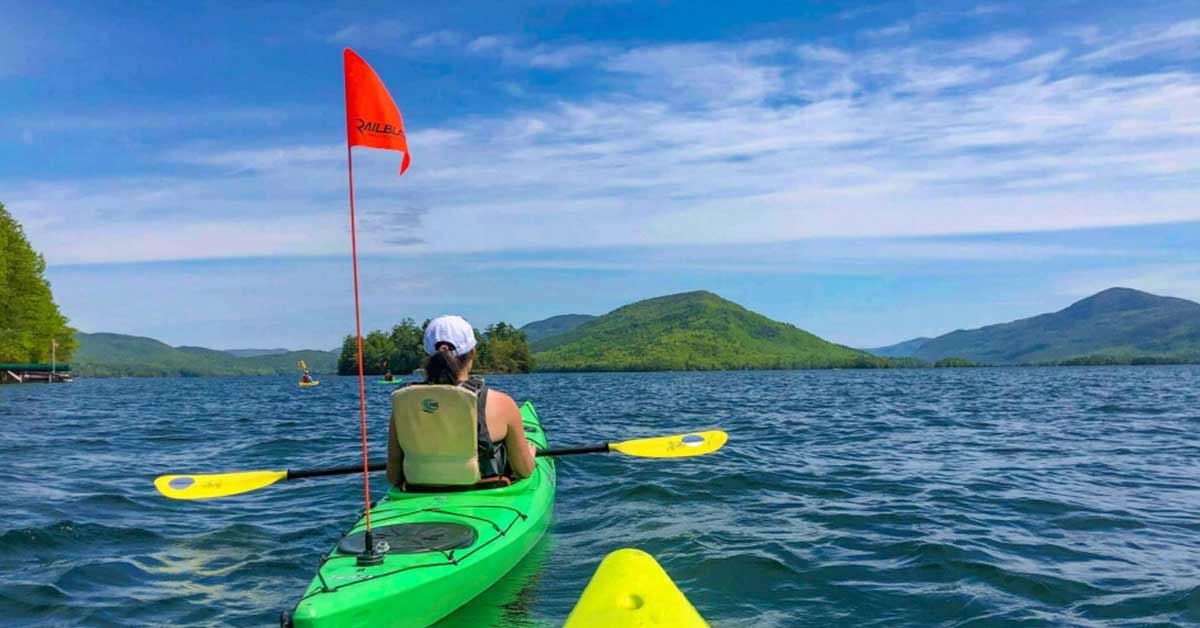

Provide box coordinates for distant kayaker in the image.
[301,371,312,383]
[387,315,537,489]
[382,359,394,382]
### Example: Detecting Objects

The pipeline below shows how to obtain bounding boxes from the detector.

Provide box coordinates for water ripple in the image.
[3,367,1200,625]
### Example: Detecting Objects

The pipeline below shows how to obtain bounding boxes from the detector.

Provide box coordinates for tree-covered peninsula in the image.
[0,202,77,364]
[337,319,534,375]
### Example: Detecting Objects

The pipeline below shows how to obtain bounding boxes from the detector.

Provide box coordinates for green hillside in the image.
[533,291,888,371]
[912,287,1200,364]
[520,314,596,342]
[74,332,338,377]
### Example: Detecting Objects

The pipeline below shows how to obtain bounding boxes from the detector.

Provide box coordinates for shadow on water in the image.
[432,534,556,627]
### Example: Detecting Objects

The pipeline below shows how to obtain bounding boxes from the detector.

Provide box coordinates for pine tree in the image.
[0,202,77,363]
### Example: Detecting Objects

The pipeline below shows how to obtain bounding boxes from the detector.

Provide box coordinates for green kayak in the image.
[285,402,555,628]
[375,379,405,386]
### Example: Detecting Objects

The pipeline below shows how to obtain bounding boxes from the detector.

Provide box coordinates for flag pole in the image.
[342,48,409,566]
[346,143,383,566]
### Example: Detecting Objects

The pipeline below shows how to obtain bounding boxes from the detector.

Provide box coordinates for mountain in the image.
[520,314,596,342]
[863,337,932,358]
[533,291,887,371]
[74,332,338,377]
[911,287,1200,364]
[223,348,290,358]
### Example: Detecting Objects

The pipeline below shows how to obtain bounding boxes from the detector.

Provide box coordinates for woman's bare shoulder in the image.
[486,387,519,411]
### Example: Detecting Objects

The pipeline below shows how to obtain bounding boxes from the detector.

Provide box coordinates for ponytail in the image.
[424,343,469,384]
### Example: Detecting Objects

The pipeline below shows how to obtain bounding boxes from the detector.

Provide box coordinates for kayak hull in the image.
[298,381,320,387]
[288,402,554,628]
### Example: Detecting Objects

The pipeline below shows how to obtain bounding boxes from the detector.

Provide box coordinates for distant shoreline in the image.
[64,360,1200,379]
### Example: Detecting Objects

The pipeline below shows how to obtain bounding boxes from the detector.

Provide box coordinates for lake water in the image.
[2,367,1199,626]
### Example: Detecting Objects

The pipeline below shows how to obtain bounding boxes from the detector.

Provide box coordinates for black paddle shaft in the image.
[537,444,611,457]
[288,461,387,480]
[285,444,611,480]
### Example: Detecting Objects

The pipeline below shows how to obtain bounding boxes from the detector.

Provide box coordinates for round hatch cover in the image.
[337,522,478,555]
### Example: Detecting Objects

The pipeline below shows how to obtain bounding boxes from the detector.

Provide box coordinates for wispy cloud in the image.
[1059,263,1200,303]
[328,19,408,46]
[11,14,1200,267]
[957,34,1034,61]
[466,35,611,69]
[1080,18,1200,64]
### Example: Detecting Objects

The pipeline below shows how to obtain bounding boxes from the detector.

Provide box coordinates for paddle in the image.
[154,430,728,500]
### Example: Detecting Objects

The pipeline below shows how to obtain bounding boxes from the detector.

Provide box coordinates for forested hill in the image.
[533,291,887,371]
[910,287,1200,364]
[74,332,338,377]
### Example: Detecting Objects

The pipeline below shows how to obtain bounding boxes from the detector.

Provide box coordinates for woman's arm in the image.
[386,418,404,487]
[492,390,537,478]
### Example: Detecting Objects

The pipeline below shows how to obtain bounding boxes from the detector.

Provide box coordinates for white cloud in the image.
[412,29,463,49]
[466,35,611,69]
[1080,18,1200,64]
[10,19,1200,266]
[328,20,408,45]
[865,21,911,39]
[797,44,851,64]
[604,41,787,103]
[4,107,295,133]
[1058,263,1200,303]
[957,34,1033,61]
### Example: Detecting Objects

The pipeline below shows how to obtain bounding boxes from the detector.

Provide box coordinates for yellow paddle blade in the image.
[611,430,727,458]
[154,470,288,500]
[565,548,709,628]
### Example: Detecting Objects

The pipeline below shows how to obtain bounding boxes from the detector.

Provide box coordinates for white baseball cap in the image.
[423,315,478,356]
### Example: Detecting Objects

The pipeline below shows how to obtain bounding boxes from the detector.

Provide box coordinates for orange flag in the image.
[344,48,410,175]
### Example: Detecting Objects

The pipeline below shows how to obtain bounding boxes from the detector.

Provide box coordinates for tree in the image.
[387,318,424,373]
[337,331,395,375]
[478,322,534,373]
[339,318,535,376]
[0,202,77,363]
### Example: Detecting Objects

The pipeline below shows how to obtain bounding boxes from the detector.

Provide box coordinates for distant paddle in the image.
[154,430,728,500]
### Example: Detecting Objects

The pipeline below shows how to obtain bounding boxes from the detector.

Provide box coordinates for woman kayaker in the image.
[386,315,537,488]
[301,370,312,383]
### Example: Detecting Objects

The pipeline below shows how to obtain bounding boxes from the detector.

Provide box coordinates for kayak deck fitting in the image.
[285,402,555,628]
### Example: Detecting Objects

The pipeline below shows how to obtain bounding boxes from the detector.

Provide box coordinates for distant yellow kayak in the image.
[298,381,320,387]
[565,548,708,627]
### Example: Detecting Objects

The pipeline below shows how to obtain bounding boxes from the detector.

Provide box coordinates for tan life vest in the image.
[391,379,506,486]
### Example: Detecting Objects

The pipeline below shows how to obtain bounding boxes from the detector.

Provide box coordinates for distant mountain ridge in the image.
[863,337,932,358]
[533,290,887,371]
[520,314,596,342]
[74,332,338,377]
[223,348,291,358]
[909,287,1200,364]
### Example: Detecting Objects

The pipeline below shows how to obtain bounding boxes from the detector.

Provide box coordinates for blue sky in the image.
[3,1,1200,349]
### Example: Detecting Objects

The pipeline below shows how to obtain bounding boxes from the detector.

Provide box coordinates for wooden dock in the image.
[0,363,73,384]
